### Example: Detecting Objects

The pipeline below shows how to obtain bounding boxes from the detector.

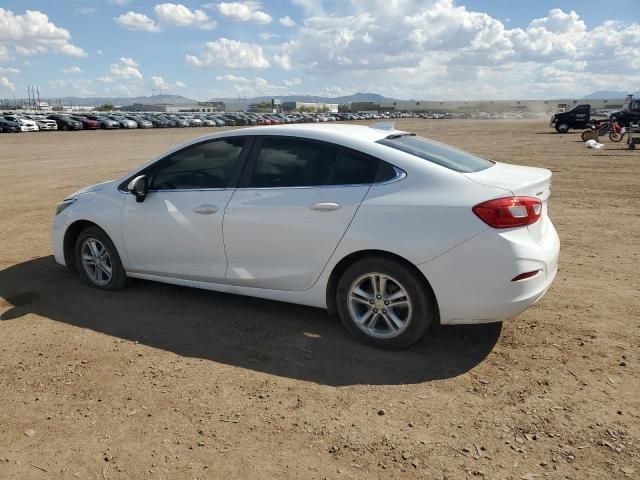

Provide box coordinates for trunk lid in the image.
[464,162,552,241]
[464,162,551,200]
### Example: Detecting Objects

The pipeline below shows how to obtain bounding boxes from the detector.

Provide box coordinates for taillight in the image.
[473,196,542,228]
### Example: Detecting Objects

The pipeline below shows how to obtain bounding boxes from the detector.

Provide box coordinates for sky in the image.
[0,0,639,101]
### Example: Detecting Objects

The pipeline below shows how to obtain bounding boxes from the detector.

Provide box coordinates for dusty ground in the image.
[0,119,638,480]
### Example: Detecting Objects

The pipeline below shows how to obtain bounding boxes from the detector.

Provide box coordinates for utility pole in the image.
[37,86,41,111]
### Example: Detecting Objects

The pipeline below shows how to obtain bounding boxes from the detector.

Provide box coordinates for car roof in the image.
[208,123,405,144]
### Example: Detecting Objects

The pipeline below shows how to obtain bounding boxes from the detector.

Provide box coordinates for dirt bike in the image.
[581,119,610,142]
[581,119,626,142]
[608,121,626,142]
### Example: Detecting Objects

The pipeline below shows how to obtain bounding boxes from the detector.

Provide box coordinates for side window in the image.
[151,137,245,190]
[249,138,333,188]
[328,149,377,185]
[374,160,399,183]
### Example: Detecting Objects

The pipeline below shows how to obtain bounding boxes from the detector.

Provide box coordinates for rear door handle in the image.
[309,202,341,211]
[193,204,218,215]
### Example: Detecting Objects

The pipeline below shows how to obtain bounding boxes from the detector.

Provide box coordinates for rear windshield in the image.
[377,134,493,173]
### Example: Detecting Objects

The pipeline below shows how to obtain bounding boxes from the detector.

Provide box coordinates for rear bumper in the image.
[418,218,560,325]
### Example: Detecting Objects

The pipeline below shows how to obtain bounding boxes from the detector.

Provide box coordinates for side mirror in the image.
[127,175,148,203]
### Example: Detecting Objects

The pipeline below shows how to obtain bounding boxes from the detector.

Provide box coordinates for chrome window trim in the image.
[119,187,231,194]
[236,166,406,191]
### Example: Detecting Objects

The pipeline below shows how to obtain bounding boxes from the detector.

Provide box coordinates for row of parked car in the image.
[0,110,420,133]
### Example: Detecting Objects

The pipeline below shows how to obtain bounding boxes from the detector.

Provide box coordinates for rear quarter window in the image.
[378,135,493,173]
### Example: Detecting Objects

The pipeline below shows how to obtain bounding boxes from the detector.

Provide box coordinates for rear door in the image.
[223,137,377,291]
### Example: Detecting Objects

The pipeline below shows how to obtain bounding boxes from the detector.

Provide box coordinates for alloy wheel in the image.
[80,237,113,286]
[347,273,413,339]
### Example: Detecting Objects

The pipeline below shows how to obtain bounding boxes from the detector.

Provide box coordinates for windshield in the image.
[378,134,494,173]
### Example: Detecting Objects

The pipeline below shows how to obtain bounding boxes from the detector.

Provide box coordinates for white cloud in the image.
[107,0,132,5]
[215,74,282,96]
[272,41,294,70]
[98,57,143,82]
[77,7,98,15]
[115,12,161,32]
[186,38,270,68]
[62,66,83,74]
[150,75,170,90]
[0,75,15,92]
[290,0,323,16]
[216,73,248,82]
[282,77,301,87]
[214,74,303,96]
[0,8,86,59]
[279,16,296,27]
[96,49,103,56]
[269,0,640,99]
[0,66,20,74]
[324,86,344,97]
[48,77,94,96]
[154,3,216,30]
[0,45,10,62]
[217,2,272,24]
[175,80,187,88]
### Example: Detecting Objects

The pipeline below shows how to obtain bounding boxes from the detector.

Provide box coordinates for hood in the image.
[66,180,115,199]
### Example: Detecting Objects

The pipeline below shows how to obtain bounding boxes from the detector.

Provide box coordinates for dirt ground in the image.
[0,119,638,480]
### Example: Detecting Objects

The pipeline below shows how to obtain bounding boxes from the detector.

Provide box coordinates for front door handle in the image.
[193,204,218,215]
[309,202,341,212]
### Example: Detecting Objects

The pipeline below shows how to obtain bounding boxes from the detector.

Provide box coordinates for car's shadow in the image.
[0,257,501,386]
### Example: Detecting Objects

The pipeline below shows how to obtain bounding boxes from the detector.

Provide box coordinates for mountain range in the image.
[25,90,639,107]
[41,94,197,107]
[207,92,398,104]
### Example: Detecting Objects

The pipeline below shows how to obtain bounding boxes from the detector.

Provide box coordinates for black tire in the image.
[335,257,435,349]
[609,131,624,142]
[629,143,636,150]
[61,124,68,131]
[74,226,128,290]
[556,123,569,134]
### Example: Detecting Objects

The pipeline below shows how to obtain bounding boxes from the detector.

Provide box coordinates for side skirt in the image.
[126,271,328,310]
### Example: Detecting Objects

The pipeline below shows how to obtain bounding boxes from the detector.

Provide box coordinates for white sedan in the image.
[52,123,559,349]
[4,114,39,132]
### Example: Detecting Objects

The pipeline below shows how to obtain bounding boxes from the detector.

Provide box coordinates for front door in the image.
[122,136,248,282]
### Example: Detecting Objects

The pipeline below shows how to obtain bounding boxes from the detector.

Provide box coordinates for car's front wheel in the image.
[336,258,435,349]
[75,226,128,290]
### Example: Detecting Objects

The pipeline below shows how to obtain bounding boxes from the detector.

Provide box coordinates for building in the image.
[281,101,339,113]
[196,101,225,112]
[120,102,223,113]
[351,97,628,114]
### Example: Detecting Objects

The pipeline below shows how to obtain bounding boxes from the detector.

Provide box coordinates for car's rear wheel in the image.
[75,227,128,290]
[336,258,434,349]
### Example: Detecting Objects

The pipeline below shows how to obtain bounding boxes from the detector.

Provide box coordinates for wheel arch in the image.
[325,249,439,321]
[63,220,105,271]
